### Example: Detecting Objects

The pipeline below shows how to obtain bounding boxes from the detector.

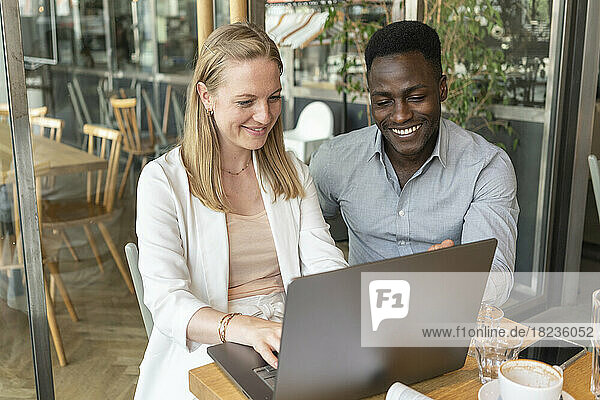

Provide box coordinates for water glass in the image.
[469,304,505,358]
[591,289,600,398]
[477,304,504,329]
[474,335,522,384]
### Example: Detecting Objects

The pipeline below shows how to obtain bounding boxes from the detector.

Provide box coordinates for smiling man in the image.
[309,21,519,306]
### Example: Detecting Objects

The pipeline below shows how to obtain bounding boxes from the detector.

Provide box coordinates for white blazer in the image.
[134,148,348,400]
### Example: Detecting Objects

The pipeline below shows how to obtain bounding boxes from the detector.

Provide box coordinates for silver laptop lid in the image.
[274,238,497,400]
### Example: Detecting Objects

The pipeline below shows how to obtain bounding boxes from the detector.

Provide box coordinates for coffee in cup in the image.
[499,359,563,400]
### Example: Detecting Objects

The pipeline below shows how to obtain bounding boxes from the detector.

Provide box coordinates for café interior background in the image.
[0,0,599,398]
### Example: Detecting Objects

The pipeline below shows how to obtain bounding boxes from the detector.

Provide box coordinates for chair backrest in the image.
[589,154,600,222]
[30,116,64,142]
[111,97,155,152]
[83,124,122,212]
[28,106,48,118]
[125,242,153,338]
[295,101,334,140]
[0,104,47,119]
[141,88,165,146]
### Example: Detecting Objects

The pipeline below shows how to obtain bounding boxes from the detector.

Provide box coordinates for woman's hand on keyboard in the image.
[227,315,282,368]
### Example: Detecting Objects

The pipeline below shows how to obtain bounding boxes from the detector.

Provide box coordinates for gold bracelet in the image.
[218,312,241,343]
[218,314,229,343]
[222,312,240,343]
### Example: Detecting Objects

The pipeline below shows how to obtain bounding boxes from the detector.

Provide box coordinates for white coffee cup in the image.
[499,359,563,400]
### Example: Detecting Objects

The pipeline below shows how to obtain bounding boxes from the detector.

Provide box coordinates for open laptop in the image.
[208,238,497,400]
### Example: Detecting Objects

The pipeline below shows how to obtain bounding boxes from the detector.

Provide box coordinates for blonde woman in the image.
[134,23,348,399]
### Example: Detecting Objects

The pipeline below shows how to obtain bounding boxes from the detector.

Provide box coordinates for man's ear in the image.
[439,75,448,102]
[196,81,213,111]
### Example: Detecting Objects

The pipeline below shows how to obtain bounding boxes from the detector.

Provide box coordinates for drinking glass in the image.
[591,289,600,398]
[469,304,505,358]
[474,335,522,384]
[477,304,504,329]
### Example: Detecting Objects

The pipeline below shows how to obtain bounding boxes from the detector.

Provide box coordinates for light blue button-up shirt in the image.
[310,118,519,305]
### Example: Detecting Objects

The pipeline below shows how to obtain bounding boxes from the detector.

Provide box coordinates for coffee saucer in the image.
[477,379,575,400]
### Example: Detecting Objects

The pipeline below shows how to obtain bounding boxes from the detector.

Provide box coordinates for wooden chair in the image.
[30,116,65,191]
[41,124,134,294]
[0,262,69,367]
[161,85,185,140]
[0,104,47,120]
[7,168,71,366]
[29,116,82,262]
[30,116,64,142]
[28,106,48,118]
[111,97,156,199]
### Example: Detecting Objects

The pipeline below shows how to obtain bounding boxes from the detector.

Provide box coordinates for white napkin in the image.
[385,382,433,400]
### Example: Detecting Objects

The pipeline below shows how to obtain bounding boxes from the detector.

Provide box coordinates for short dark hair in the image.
[365,21,442,79]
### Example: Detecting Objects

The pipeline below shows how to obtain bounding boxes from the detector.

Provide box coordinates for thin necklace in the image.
[222,159,251,176]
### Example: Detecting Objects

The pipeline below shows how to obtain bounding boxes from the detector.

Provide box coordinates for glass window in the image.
[157,0,197,73]
[56,0,76,65]
[267,3,387,93]
[214,0,230,29]
[74,0,107,68]
[497,1,551,107]
[0,24,36,399]
[21,0,57,64]
[111,0,155,72]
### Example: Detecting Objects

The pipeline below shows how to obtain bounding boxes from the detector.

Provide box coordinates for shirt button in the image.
[398,210,405,216]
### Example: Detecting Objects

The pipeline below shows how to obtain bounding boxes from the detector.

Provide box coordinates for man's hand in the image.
[427,239,454,251]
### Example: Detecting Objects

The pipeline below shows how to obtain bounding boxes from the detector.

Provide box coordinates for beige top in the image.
[226,210,284,301]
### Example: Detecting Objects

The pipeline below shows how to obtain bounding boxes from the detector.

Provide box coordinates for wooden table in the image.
[0,121,108,256]
[189,352,593,399]
[0,127,108,248]
[0,129,107,183]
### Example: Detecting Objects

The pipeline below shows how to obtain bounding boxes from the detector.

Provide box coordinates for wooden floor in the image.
[0,196,146,399]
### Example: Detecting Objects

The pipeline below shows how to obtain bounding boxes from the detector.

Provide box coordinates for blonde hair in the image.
[180,23,304,213]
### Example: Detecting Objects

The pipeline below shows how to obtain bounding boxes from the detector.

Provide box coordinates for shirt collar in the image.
[432,118,448,168]
[367,126,384,164]
[368,119,448,168]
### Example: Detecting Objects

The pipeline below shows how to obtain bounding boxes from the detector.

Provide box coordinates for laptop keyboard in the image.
[253,365,278,390]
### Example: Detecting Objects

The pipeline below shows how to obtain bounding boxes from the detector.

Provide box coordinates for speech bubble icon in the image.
[369,280,411,331]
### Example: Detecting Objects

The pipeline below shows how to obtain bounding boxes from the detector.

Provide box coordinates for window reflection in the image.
[21,0,56,64]
[0,23,37,397]
[214,0,230,30]
[278,0,554,108]
[113,0,154,72]
[498,0,552,107]
[157,0,197,73]
[54,0,108,68]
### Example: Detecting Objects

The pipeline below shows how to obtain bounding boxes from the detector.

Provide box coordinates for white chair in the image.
[125,242,153,338]
[284,101,334,163]
[589,155,600,221]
